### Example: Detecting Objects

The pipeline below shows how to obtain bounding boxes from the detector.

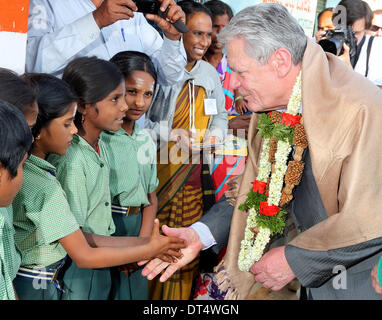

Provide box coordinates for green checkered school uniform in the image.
[0,208,16,300]
[1,206,21,281]
[102,125,158,300]
[12,155,80,300]
[48,134,115,300]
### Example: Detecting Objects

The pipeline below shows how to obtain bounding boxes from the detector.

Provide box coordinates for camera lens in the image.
[318,38,343,56]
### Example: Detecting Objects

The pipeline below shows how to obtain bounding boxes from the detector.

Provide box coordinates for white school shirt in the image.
[26,0,187,85]
[354,35,382,86]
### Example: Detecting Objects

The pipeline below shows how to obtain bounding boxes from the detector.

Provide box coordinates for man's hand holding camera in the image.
[338,42,352,68]
[93,0,185,41]
[145,0,186,41]
[93,0,138,28]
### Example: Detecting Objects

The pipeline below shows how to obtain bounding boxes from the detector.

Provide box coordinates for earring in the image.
[81,115,85,124]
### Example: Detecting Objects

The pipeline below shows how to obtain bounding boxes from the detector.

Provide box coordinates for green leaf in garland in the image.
[273,123,295,144]
[238,203,247,212]
[239,189,267,212]
[257,113,274,139]
[255,208,288,235]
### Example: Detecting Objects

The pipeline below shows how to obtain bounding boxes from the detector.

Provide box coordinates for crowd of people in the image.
[1,0,382,301]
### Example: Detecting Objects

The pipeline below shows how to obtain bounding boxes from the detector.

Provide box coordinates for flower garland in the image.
[238,72,308,272]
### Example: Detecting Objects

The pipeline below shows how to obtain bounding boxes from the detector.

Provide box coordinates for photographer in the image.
[26,0,187,86]
[333,0,382,87]
[314,8,335,43]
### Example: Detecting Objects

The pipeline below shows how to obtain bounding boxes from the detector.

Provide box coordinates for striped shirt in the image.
[48,134,115,236]
[12,155,79,268]
[102,125,159,207]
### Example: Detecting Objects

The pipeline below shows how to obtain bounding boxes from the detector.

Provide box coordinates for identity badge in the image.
[204,99,218,115]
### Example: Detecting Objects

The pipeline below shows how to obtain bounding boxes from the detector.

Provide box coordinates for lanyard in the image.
[188,79,196,141]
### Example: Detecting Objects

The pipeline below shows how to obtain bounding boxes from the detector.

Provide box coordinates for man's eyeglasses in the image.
[370,25,382,32]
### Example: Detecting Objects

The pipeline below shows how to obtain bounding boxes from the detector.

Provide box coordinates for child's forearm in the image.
[139,193,158,237]
[76,243,155,269]
[60,229,156,269]
[83,231,149,248]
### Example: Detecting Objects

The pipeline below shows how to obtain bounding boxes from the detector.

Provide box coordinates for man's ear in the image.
[270,48,293,78]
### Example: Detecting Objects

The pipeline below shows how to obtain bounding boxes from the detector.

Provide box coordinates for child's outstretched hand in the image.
[149,219,186,263]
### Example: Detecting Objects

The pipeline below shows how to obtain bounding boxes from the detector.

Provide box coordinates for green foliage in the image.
[273,123,295,145]
[255,207,288,235]
[257,113,274,138]
[239,189,267,212]
[239,189,287,236]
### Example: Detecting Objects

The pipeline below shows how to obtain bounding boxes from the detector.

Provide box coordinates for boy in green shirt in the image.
[0,101,33,299]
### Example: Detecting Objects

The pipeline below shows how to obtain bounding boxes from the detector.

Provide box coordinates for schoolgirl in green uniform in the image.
[0,68,38,299]
[102,51,159,300]
[0,101,32,300]
[12,73,185,300]
[49,57,183,300]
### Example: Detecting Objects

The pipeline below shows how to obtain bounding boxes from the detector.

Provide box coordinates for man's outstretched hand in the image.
[139,225,204,282]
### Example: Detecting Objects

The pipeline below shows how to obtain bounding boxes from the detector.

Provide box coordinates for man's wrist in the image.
[163,32,181,41]
[190,222,217,250]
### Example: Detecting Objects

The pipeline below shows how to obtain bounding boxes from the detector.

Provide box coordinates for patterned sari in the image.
[149,81,210,300]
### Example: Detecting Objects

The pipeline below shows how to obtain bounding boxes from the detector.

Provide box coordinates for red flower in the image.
[259,201,280,216]
[251,180,267,194]
[194,277,210,298]
[281,113,301,127]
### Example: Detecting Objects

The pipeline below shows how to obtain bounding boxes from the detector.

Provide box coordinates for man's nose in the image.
[230,72,241,90]
[201,34,210,47]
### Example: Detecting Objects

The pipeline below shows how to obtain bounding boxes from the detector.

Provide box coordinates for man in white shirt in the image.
[334,0,382,87]
[26,0,187,86]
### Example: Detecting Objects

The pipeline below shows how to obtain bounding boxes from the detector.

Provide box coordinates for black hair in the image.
[62,56,124,129]
[0,68,38,115]
[177,0,213,22]
[317,7,333,25]
[0,100,33,178]
[23,74,78,139]
[334,0,373,29]
[110,51,158,90]
[204,0,233,20]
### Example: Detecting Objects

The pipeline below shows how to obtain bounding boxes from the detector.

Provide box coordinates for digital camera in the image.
[131,0,188,33]
[318,26,357,62]
[132,0,160,14]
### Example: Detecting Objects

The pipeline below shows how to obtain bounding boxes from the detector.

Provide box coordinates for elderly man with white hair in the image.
[141,3,382,300]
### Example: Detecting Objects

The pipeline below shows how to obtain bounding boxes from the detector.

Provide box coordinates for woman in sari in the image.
[203,0,248,116]
[145,0,228,300]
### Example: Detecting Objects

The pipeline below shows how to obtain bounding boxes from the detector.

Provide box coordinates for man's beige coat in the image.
[216,39,382,299]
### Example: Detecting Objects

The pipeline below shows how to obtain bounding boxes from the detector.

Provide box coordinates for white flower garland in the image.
[267,140,292,206]
[257,138,272,182]
[238,72,302,272]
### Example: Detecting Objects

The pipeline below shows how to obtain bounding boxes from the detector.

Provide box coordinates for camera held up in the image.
[132,0,189,33]
[318,26,357,63]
